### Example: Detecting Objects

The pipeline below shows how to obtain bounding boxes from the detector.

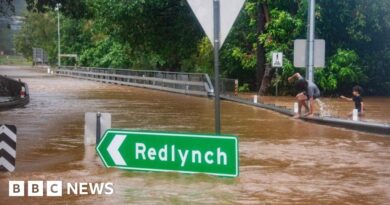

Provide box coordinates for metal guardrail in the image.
[56,66,214,97]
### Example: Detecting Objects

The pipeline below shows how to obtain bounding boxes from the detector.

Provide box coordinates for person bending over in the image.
[288,73,321,117]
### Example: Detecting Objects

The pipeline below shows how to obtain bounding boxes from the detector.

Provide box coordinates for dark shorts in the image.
[304,92,320,100]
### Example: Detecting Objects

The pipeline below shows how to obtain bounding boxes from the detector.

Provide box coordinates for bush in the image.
[315,49,366,95]
[238,83,250,92]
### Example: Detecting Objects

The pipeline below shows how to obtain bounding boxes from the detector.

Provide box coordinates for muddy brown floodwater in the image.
[238,93,390,124]
[0,66,390,205]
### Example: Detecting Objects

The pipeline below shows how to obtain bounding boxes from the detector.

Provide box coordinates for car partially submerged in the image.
[0,76,29,110]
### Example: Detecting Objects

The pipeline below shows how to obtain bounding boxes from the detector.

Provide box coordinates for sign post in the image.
[213,0,221,134]
[55,3,62,68]
[84,112,111,146]
[272,52,283,96]
[96,129,239,177]
[187,0,246,134]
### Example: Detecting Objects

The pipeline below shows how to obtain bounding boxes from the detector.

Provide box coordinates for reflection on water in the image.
[0,66,390,204]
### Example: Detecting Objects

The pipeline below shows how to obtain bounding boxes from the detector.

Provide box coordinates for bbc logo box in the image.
[9,180,114,196]
[9,181,62,197]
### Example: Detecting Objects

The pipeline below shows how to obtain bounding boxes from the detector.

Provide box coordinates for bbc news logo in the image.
[9,181,114,197]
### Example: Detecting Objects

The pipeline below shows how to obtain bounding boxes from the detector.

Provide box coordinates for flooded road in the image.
[1,66,390,204]
[239,93,390,124]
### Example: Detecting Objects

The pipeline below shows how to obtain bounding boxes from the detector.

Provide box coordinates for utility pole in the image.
[306,0,315,82]
[55,3,61,68]
[213,0,221,134]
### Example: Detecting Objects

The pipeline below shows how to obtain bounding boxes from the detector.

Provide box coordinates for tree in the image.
[229,0,305,94]
[0,0,14,16]
[315,49,366,95]
[14,12,56,63]
[316,0,390,95]
[88,0,203,70]
[25,0,90,18]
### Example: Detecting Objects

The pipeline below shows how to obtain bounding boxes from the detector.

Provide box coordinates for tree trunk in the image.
[256,3,267,93]
[259,64,273,95]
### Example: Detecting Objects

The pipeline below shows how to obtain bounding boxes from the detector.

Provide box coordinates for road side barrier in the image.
[0,124,17,172]
[293,102,299,114]
[56,67,214,97]
[253,95,258,103]
[220,94,390,136]
[352,109,359,121]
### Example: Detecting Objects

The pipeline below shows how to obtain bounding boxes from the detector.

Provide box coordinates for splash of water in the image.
[316,99,332,117]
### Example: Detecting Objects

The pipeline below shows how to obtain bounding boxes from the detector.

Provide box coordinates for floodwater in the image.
[239,93,390,124]
[0,66,390,204]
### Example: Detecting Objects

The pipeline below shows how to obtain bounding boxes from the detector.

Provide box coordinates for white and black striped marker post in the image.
[0,125,17,172]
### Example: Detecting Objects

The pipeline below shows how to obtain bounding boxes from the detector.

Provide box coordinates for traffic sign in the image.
[294,39,325,68]
[0,125,17,172]
[272,52,283,67]
[186,0,245,48]
[96,129,239,177]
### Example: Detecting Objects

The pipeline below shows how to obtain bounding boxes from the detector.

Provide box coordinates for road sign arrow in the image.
[96,129,239,177]
[107,134,126,166]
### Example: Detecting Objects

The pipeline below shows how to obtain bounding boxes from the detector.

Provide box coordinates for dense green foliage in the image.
[0,0,14,16]
[14,0,390,96]
[14,12,56,62]
[316,49,366,95]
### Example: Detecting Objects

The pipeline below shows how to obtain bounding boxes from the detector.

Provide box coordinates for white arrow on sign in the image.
[187,0,246,48]
[107,135,127,166]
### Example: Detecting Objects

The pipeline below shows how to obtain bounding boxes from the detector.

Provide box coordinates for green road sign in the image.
[96,129,239,177]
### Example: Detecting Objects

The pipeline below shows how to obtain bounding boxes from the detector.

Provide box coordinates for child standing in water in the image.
[340,85,364,116]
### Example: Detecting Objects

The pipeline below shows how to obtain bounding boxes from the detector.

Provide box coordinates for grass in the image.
[0,55,31,66]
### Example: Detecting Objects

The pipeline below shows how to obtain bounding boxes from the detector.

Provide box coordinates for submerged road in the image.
[0,66,390,204]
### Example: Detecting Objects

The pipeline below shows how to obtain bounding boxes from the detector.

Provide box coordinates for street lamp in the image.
[55,3,61,68]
